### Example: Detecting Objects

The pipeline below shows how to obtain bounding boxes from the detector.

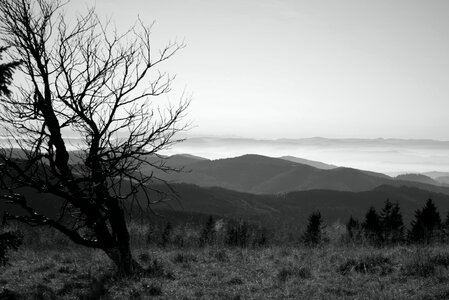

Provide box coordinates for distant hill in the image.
[2,181,449,230]
[145,154,449,195]
[436,176,449,185]
[279,156,337,169]
[395,173,442,186]
[164,154,209,167]
[423,171,449,179]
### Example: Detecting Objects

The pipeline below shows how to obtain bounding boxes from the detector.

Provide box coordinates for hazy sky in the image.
[74,0,449,140]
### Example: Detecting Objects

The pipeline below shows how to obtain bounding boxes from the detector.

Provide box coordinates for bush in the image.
[0,230,23,266]
[200,216,215,246]
[225,220,250,247]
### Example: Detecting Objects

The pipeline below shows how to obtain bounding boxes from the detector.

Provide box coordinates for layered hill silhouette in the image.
[147,154,449,196]
[279,156,337,169]
[150,183,449,227]
[3,151,449,229]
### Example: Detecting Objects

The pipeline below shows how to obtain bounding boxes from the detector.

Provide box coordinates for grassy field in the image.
[1,243,449,299]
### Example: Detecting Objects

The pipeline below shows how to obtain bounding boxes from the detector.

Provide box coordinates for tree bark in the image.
[104,244,144,277]
[103,198,144,276]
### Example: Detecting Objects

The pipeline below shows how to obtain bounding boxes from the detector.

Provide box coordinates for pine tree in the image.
[302,211,324,246]
[380,199,393,243]
[380,200,404,244]
[362,207,382,244]
[408,198,442,243]
[389,202,404,243]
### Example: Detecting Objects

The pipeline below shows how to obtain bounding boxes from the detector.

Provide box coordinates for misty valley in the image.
[1,0,449,299]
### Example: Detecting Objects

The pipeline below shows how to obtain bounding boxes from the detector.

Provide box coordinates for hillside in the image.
[278,156,337,169]
[151,183,449,227]
[395,173,442,186]
[146,154,449,195]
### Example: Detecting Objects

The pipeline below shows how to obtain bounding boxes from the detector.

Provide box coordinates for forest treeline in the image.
[2,197,449,265]
[137,198,449,249]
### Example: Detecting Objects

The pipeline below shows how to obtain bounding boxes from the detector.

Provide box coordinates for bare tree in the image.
[0,0,189,275]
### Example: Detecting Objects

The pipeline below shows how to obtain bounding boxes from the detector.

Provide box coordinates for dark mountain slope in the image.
[149,154,449,196]
[151,183,449,227]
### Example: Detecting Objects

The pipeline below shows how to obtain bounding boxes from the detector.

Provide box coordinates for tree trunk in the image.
[103,199,145,277]
[104,243,144,277]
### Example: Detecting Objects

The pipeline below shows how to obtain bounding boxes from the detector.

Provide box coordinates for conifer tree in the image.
[302,211,324,246]
[362,206,382,244]
[380,200,404,244]
[408,198,442,243]
[389,202,404,243]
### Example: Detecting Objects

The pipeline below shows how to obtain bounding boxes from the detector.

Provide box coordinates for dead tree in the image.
[0,0,189,275]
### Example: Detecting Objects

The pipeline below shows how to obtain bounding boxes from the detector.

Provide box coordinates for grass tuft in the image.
[277,265,312,282]
[338,253,393,275]
[172,252,197,264]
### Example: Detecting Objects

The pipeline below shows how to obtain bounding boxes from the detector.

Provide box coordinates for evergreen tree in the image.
[389,202,404,243]
[362,206,382,244]
[408,198,442,243]
[380,200,404,244]
[302,211,324,246]
[380,199,393,243]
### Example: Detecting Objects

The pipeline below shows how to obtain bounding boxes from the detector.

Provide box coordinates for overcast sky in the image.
[75,0,449,140]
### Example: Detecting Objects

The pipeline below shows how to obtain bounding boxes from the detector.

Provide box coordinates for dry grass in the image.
[1,244,449,299]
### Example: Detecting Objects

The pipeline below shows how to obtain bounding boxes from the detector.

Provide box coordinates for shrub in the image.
[225,220,250,247]
[346,216,362,242]
[200,216,215,246]
[0,230,23,266]
[160,222,172,248]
